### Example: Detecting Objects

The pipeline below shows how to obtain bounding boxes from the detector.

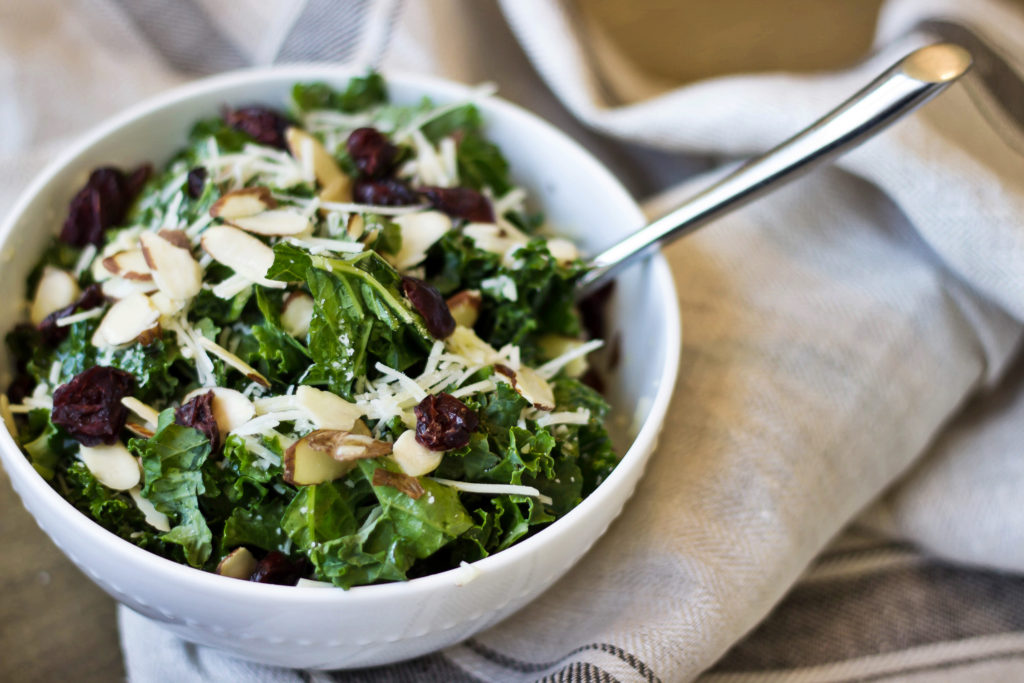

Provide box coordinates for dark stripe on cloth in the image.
[464,639,660,682]
[712,559,1024,672]
[541,660,620,683]
[814,540,915,564]
[316,652,481,682]
[110,0,248,74]
[276,0,369,64]
[842,649,1024,683]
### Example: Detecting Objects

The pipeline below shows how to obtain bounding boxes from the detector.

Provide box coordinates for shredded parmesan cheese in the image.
[73,243,97,278]
[230,411,305,437]
[242,436,282,468]
[429,477,553,505]
[374,362,428,403]
[22,395,53,410]
[450,380,496,398]
[535,409,591,427]
[536,339,603,379]
[55,307,104,328]
[287,237,364,254]
[166,316,217,387]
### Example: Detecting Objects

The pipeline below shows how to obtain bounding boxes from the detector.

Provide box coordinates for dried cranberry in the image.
[402,276,455,339]
[222,106,292,149]
[419,186,493,223]
[186,167,207,199]
[175,390,220,452]
[123,164,153,200]
[414,392,479,451]
[60,166,150,247]
[6,373,35,405]
[352,178,418,207]
[346,127,398,178]
[249,551,304,585]
[51,366,135,446]
[38,283,105,346]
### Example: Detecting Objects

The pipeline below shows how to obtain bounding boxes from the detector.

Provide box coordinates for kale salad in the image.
[1,73,616,588]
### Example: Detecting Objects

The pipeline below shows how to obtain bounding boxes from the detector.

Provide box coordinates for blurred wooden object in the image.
[579,0,885,85]
[0,468,124,682]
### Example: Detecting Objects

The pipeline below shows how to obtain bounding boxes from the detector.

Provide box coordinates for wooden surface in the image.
[0,467,124,682]
[580,0,885,85]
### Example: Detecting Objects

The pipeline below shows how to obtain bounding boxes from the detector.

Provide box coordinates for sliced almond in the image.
[91,256,114,283]
[125,422,155,439]
[281,291,314,338]
[284,438,351,485]
[228,209,310,236]
[92,293,160,348]
[101,276,158,300]
[371,467,425,499]
[209,187,276,219]
[502,365,555,411]
[392,429,443,476]
[319,176,353,203]
[463,222,529,258]
[283,429,389,485]
[183,387,255,434]
[196,335,271,388]
[140,231,203,301]
[544,237,580,265]
[216,547,258,579]
[149,291,186,317]
[101,250,152,281]
[304,429,392,460]
[30,267,80,325]
[201,226,282,287]
[446,290,482,329]
[78,442,141,491]
[346,214,365,240]
[285,127,352,202]
[157,229,191,250]
[445,325,499,365]
[294,385,362,431]
[388,211,452,271]
[135,324,162,347]
[121,396,160,428]
[129,486,170,531]
[494,364,517,387]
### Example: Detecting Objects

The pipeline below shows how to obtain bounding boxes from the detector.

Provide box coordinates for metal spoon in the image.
[576,43,973,298]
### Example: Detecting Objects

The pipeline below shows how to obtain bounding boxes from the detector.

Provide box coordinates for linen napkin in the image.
[3,0,1024,681]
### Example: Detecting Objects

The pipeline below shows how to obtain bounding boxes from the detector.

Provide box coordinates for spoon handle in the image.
[576,43,973,298]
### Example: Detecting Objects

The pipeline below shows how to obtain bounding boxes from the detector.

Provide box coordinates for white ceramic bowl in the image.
[0,66,679,669]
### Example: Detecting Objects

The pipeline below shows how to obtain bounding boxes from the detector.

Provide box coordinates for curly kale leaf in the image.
[131,411,213,567]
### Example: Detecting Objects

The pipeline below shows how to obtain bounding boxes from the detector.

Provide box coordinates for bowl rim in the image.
[0,64,681,604]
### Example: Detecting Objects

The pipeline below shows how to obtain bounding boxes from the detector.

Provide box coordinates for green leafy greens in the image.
[4,73,619,589]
